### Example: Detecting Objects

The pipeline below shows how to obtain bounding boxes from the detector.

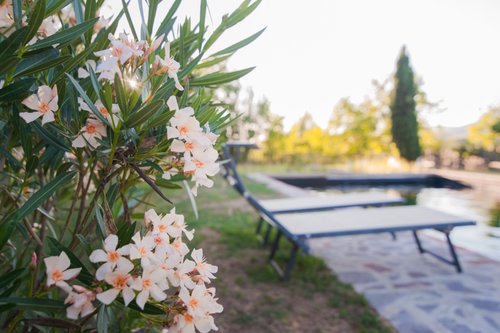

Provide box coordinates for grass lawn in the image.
[142,175,394,333]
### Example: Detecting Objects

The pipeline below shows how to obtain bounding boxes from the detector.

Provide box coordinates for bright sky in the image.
[109,0,500,130]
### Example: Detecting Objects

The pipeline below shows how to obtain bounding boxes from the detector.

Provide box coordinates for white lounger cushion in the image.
[277,206,475,237]
[259,192,403,213]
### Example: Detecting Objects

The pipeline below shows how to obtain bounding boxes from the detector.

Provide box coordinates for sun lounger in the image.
[221,143,476,279]
[266,206,475,279]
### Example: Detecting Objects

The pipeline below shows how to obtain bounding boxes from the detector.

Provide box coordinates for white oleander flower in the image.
[89,234,132,281]
[129,232,155,267]
[20,85,58,125]
[77,60,97,79]
[64,285,96,319]
[97,266,135,306]
[0,0,13,29]
[191,249,217,283]
[153,42,183,90]
[78,97,120,125]
[172,259,196,290]
[72,118,107,149]
[44,252,81,290]
[172,285,223,333]
[131,267,167,309]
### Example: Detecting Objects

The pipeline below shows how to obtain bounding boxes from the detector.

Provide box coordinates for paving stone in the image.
[439,317,482,333]
[444,280,476,293]
[484,316,500,330]
[390,310,435,333]
[463,298,500,312]
[337,271,377,284]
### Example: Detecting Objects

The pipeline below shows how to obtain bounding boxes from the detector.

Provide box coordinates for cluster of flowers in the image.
[17,30,220,193]
[164,96,220,195]
[44,208,222,332]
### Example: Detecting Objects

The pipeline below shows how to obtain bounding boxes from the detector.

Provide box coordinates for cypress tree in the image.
[390,46,422,161]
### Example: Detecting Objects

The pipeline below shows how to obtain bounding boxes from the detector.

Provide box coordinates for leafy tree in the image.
[468,106,500,153]
[390,46,422,161]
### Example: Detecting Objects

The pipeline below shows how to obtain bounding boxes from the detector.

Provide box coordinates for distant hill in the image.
[431,125,469,144]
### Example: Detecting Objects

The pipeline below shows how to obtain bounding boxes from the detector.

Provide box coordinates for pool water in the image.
[322,186,500,261]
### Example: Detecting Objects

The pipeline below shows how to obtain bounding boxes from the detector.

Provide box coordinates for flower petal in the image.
[41,111,55,125]
[89,249,107,263]
[122,287,135,306]
[19,112,41,123]
[97,288,120,305]
[135,289,148,309]
[62,267,81,280]
[104,234,118,252]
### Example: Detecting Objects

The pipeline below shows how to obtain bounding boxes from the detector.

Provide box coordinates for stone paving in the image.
[248,173,500,333]
[311,234,500,333]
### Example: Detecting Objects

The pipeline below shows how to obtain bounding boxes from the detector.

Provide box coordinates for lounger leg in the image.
[413,231,424,254]
[445,232,462,273]
[263,224,272,246]
[268,231,282,261]
[390,232,397,241]
[283,244,299,281]
[255,217,264,235]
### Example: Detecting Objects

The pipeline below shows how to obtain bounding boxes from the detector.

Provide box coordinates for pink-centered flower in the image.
[0,0,13,28]
[153,42,183,90]
[64,285,96,319]
[191,249,218,283]
[44,252,81,290]
[131,267,167,309]
[129,232,155,267]
[78,97,120,125]
[20,85,58,125]
[97,266,135,306]
[89,234,132,281]
[72,118,107,149]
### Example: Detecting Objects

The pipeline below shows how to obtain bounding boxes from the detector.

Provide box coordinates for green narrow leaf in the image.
[73,0,84,24]
[114,74,128,117]
[0,28,28,68]
[0,297,65,312]
[14,48,60,77]
[211,27,265,57]
[15,51,71,77]
[95,205,106,239]
[16,171,75,221]
[0,146,21,170]
[0,78,36,102]
[146,110,174,129]
[46,0,73,16]
[0,171,76,251]
[190,67,255,87]
[66,74,109,125]
[0,269,25,288]
[126,100,164,128]
[97,305,108,333]
[121,0,138,41]
[195,54,232,70]
[51,43,96,84]
[155,0,181,37]
[147,0,159,35]
[116,221,136,248]
[198,0,207,51]
[31,122,71,152]
[155,178,182,189]
[24,0,46,44]
[29,18,99,50]
[12,0,22,29]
